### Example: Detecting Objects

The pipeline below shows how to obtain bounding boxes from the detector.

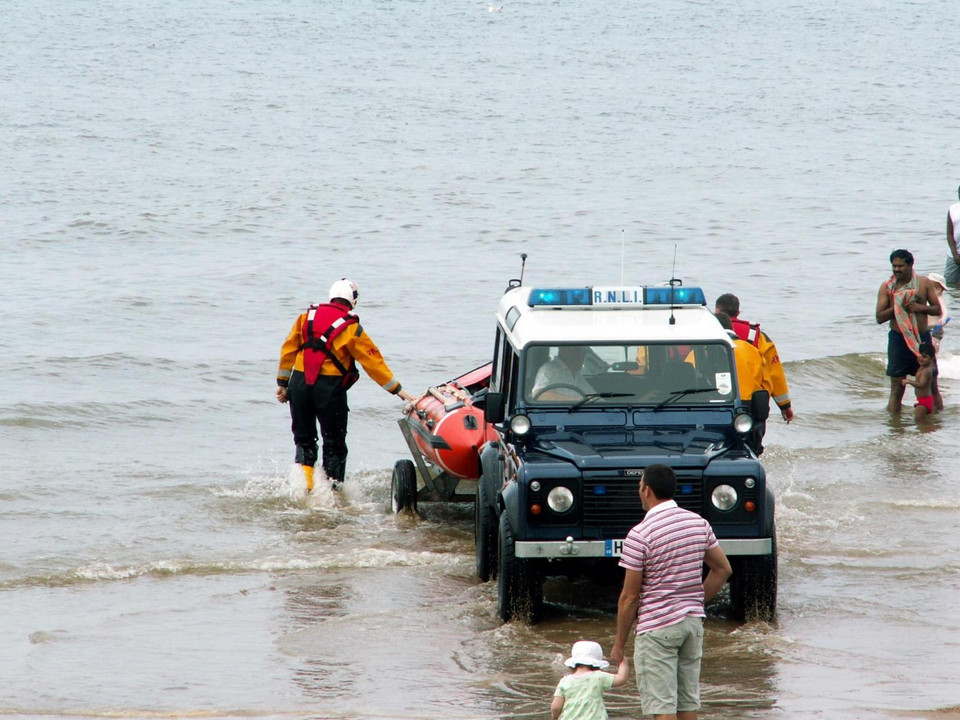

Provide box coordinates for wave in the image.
[785,346,960,381]
[0,398,179,429]
[0,547,462,591]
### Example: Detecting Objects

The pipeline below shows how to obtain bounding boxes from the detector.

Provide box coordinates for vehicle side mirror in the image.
[484,392,505,423]
[750,389,770,421]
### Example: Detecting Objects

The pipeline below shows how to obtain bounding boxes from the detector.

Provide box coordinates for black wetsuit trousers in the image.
[287,371,349,482]
[748,419,766,457]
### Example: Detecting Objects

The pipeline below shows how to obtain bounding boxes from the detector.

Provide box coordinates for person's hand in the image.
[398,388,416,402]
[781,406,794,423]
[276,386,289,404]
[609,643,624,665]
[901,377,909,387]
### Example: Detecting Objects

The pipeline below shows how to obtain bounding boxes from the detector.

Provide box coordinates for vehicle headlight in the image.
[711,484,738,511]
[733,412,753,434]
[510,414,531,435]
[547,486,575,513]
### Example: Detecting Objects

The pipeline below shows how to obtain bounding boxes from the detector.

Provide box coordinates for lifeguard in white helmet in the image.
[276,278,414,492]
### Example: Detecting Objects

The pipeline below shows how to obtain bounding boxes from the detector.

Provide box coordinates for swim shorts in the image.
[946,257,960,285]
[915,395,934,413]
[886,330,932,378]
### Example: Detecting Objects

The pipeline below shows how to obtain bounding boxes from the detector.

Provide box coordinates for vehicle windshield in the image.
[522,342,734,406]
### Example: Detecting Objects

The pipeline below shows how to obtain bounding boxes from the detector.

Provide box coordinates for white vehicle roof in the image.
[496,284,732,348]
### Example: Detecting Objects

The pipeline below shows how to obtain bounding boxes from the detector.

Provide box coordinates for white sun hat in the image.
[928,273,947,291]
[564,640,610,669]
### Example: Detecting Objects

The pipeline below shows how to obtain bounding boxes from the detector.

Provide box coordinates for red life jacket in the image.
[731,318,762,347]
[300,303,360,387]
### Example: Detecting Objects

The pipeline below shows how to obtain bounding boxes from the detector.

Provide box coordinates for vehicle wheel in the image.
[496,512,543,623]
[475,475,497,582]
[391,459,418,514]
[730,524,778,622]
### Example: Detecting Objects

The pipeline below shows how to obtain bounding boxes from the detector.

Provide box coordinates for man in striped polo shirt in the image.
[611,464,732,719]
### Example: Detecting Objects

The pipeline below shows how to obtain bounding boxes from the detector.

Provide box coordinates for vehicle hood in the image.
[525,428,736,469]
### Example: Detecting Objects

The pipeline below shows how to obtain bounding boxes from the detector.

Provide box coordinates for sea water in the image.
[2,0,959,718]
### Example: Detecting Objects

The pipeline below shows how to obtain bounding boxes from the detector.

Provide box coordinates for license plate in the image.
[604,539,624,557]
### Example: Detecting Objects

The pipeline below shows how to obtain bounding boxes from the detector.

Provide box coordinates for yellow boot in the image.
[302,465,314,492]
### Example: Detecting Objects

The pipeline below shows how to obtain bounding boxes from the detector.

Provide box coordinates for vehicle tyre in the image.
[391,459,418,514]
[496,512,543,623]
[475,475,497,582]
[730,524,778,622]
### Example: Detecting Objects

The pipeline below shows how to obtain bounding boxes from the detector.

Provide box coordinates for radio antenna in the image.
[669,244,678,325]
[506,252,529,291]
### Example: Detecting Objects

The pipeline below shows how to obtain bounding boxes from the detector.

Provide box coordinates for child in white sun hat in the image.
[551,640,629,720]
[927,273,950,352]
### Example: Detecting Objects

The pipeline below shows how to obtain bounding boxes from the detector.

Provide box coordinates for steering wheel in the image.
[533,383,588,400]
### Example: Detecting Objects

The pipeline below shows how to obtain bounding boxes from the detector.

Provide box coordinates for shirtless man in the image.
[875,249,941,413]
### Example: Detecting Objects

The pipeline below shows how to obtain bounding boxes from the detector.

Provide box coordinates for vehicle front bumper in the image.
[515,537,772,559]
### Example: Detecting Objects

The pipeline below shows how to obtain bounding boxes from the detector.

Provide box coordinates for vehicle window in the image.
[522,342,734,405]
[490,330,504,392]
[496,334,519,409]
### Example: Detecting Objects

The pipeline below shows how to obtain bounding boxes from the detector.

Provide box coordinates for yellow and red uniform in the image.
[276,307,403,395]
[726,330,772,456]
[731,318,791,413]
[731,336,770,402]
[277,300,405,487]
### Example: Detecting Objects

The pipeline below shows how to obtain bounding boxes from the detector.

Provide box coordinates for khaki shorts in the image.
[634,615,704,715]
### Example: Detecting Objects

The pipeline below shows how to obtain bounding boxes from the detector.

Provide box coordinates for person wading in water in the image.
[875,249,942,414]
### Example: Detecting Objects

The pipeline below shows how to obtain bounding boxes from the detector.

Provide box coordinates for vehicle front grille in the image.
[582,474,704,539]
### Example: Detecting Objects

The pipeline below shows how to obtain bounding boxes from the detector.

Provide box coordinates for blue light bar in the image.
[528,288,592,306]
[644,286,706,306]
[527,285,706,308]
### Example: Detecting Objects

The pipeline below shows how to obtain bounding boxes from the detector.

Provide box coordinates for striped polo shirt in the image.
[618,500,719,634]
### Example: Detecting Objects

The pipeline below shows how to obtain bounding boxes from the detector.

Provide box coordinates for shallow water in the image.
[2,0,959,718]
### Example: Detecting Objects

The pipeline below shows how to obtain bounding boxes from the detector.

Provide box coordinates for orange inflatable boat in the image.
[392,363,496,512]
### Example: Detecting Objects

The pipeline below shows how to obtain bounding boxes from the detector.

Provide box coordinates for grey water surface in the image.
[2,0,959,718]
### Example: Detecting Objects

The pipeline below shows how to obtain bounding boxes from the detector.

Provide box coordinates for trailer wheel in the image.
[730,524,778,622]
[474,475,497,582]
[391,459,418,514]
[496,512,543,623]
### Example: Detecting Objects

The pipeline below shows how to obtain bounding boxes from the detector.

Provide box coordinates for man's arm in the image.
[923,278,942,315]
[948,213,960,265]
[611,569,642,664]
[906,278,943,316]
[757,333,793,422]
[876,284,894,324]
[703,544,733,604]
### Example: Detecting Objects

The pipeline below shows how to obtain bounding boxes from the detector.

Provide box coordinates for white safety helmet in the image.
[329,278,359,308]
